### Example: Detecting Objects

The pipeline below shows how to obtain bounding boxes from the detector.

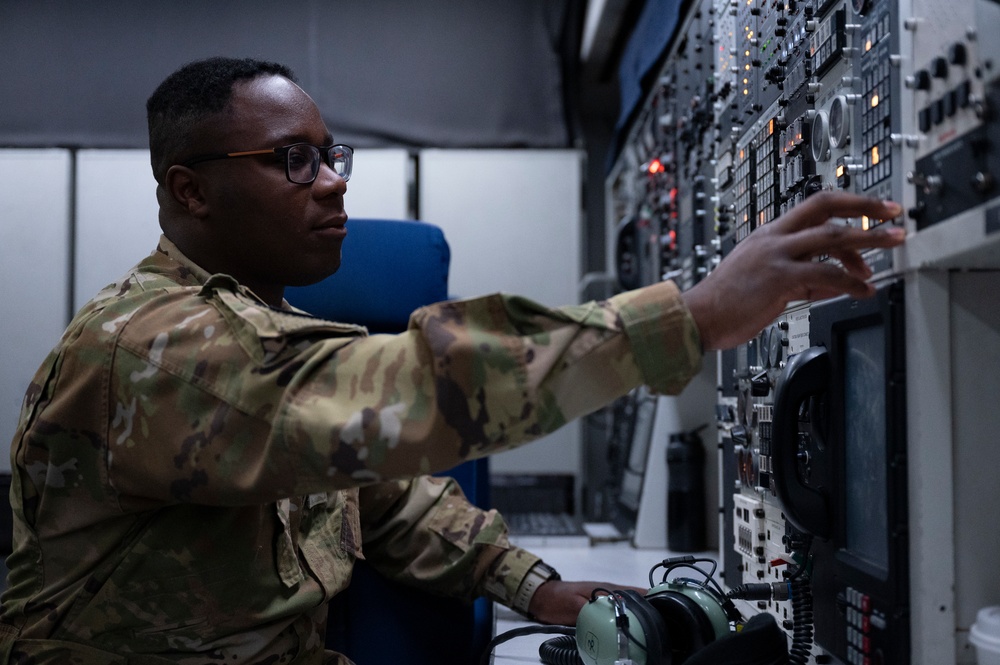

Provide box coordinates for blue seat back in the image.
[285,218,492,665]
[285,218,450,333]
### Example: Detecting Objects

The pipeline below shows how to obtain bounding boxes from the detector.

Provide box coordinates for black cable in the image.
[648,556,733,618]
[539,634,585,665]
[788,573,814,665]
[478,624,575,665]
[726,581,791,602]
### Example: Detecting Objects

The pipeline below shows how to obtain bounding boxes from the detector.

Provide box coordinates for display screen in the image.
[619,391,657,512]
[843,324,890,574]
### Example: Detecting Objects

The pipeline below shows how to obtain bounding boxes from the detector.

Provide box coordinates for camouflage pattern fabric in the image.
[0,236,702,663]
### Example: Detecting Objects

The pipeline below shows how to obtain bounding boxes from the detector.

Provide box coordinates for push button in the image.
[944,90,957,117]
[919,107,932,132]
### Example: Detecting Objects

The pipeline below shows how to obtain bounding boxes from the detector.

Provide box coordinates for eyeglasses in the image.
[182,143,353,184]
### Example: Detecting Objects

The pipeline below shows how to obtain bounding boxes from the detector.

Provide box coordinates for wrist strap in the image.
[511,561,561,618]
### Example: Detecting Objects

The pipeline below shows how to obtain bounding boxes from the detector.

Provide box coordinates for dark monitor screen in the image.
[843,324,890,575]
[619,388,657,513]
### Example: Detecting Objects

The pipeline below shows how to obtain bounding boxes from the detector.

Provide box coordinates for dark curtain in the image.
[0,0,577,149]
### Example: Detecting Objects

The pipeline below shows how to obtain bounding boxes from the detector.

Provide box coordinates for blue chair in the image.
[285,218,493,665]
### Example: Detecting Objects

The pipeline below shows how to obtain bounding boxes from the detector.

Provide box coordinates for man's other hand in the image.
[528,580,646,626]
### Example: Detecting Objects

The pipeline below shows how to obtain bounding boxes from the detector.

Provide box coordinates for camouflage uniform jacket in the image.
[0,236,702,664]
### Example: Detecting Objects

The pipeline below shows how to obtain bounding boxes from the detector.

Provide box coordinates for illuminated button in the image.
[863,636,871,653]
[863,615,871,633]
[861,595,872,613]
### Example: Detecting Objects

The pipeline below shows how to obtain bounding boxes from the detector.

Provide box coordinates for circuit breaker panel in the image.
[606,0,1000,662]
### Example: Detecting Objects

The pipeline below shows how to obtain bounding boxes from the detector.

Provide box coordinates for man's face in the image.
[190,75,348,301]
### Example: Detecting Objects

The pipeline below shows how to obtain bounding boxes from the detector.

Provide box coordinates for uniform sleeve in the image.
[106,278,701,506]
[356,476,539,605]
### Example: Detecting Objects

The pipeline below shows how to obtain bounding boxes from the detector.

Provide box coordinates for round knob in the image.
[908,69,932,90]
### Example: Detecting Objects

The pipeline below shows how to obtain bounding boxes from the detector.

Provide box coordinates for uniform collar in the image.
[151,234,215,287]
[152,235,292,311]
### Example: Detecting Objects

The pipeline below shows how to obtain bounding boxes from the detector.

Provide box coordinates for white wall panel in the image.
[345,149,411,220]
[419,149,583,476]
[74,149,411,315]
[0,149,72,470]
[74,150,159,311]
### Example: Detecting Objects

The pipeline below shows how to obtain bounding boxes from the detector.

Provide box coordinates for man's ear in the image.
[164,165,210,218]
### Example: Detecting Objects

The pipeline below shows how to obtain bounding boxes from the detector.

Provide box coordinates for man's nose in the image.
[313,161,347,195]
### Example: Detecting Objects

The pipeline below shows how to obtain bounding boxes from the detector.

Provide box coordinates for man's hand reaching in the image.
[682,192,905,351]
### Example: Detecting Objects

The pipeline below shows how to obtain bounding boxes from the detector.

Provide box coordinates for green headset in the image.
[572,558,737,665]
[575,582,732,664]
[484,556,790,665]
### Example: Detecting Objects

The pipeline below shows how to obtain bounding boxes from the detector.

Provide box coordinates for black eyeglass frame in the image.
[181,143,354,184]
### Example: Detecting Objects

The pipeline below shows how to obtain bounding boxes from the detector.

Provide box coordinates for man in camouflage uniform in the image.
[0,57,904,663]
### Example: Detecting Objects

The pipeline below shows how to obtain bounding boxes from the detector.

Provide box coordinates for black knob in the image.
[949,42,968,66]
[913,69,932,90]
[751,373,771,396]
[931,56,949,79]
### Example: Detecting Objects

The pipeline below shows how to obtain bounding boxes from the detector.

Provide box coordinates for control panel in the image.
[606,0,1000,663]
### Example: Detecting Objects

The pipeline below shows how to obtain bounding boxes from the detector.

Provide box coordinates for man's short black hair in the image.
[146,56,297,185]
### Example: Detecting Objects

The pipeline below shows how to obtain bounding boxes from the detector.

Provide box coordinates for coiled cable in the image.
[788,574,814,665]
[538,634,584,665]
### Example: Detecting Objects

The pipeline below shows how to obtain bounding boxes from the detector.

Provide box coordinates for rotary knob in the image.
[829,96,850,148]
[768,325,785,366]
[811,110,831,161]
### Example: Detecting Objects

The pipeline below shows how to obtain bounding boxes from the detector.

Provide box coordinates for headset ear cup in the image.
[645,591,717,663]
[682,612,789,665]
[619,590,672,665]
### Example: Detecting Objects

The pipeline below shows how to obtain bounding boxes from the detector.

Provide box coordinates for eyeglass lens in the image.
[286,145,352,184]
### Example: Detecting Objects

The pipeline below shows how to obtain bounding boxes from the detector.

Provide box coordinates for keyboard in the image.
[505,511,585,536]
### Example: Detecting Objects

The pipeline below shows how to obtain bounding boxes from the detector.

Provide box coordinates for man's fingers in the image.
[774,191,903,233]
[791,261,877,301]
[782,221,905,260]
[828,249,873,280]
